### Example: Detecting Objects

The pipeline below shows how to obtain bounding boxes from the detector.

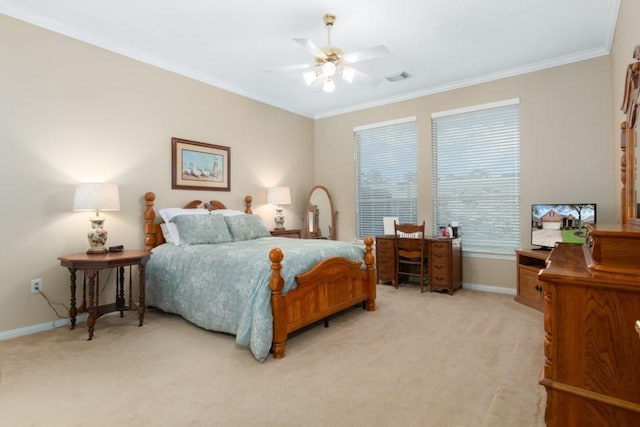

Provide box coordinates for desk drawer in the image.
[431,240,450,249]
[376,245,394,258]
[431,251,450,265]
[431,271,451,286]
[431,262,449,275]
[431,241,450,254]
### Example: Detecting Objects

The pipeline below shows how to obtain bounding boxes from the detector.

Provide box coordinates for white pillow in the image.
[210,209,245,217]
[159,223,176,245]
[158,207,209,245]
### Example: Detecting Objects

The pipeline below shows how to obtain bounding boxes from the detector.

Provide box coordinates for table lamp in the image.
[73,183,120,254]
[267,186,291,230]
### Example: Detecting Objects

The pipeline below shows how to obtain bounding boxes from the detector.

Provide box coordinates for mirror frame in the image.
[303,185,337,240]
[621,121,639,225]
[621,49,640,226]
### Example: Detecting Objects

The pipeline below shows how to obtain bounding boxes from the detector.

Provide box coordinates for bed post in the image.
[269,248,287,359]
[244,195,253,214]
[363,236,376,311]
[144,192,157,251]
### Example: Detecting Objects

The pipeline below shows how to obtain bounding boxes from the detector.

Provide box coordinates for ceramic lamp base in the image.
[87,217,109,254]
[274,206,285,230]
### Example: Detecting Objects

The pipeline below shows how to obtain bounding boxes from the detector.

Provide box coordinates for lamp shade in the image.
[73,183,120,212]
[267,186,291,205]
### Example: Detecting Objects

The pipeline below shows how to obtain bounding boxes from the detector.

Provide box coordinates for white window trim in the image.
[431,98,520,119]
[354,116,417,132]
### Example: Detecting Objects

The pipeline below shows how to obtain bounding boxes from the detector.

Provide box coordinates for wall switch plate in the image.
[30,278,42,294]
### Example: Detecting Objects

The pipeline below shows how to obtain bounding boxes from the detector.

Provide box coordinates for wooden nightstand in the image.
[270,229,302,238]
[58,250,151,340]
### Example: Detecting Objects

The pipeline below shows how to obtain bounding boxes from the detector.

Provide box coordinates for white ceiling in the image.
[0,0,620,119]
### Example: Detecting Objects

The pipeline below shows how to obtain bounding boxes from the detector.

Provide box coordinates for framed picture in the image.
[171,137,230,191]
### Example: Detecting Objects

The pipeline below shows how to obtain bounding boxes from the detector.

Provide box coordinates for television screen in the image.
[531,203,597,249]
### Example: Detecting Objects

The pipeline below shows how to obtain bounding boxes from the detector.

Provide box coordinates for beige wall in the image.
[2,1,638,334]
[0,15,314,333]
[315,57,614,290]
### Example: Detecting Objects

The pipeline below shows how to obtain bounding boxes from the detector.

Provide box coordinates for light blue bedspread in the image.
[146,237,366,361]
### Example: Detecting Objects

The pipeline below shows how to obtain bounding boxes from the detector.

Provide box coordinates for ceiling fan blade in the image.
[342,45,390,64]
[293,38,327,60]
[265,63,314,73]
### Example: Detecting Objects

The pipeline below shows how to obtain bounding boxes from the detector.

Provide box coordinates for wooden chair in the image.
[394,221,429,292]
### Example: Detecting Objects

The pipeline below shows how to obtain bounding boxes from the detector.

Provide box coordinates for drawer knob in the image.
[636,320,640,339]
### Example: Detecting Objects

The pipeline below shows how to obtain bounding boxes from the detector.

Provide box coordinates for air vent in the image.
[385,71,411,82]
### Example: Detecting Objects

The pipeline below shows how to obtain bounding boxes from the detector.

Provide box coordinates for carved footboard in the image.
[269,236,376,359]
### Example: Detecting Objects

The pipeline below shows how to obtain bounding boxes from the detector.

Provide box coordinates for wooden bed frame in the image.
[143,191,376,359]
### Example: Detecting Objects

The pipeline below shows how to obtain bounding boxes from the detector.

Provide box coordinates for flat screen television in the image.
[531,203,597,250]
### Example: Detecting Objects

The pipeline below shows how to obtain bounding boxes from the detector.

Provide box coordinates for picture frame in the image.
[171,137,230,191]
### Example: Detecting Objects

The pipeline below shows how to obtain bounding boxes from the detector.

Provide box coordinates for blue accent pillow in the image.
[172,214,233,246]
[225,215,271,241]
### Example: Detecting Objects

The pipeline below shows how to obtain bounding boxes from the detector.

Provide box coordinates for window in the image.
[431,99,520,253]
[355,117,417,240]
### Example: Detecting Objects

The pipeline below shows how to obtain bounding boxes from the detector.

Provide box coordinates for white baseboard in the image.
[463,282,517,296]
[0,314,88,341]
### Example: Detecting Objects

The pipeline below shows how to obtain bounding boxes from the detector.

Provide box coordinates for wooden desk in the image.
[58,250,151,340]
[375,236,462,294]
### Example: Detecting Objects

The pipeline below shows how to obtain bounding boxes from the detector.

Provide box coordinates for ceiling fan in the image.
[268,13,390,93]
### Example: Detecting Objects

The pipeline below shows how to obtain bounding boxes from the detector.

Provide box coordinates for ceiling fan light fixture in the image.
[322,61,337,77]
[341,67,355,83]
[303,70,317,86]
[273,13,389,93]
[323,78,335,93]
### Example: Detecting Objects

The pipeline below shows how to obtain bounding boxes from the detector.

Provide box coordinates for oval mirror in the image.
[303,185,337,239]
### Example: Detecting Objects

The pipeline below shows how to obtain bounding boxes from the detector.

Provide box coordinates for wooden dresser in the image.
[538,224,640,426]
[537,44,640,426]
[375,236,462,294]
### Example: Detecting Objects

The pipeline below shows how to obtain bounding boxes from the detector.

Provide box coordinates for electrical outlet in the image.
[30,278,42,294]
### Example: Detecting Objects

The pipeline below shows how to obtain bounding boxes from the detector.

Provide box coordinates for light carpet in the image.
[0,285,546,427]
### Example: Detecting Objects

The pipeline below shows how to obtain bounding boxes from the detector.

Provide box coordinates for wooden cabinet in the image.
[375,236,396,284]
[429,239,462,294]
[538,225,640,426]
[514,249,549,312]
[375,236,462,294]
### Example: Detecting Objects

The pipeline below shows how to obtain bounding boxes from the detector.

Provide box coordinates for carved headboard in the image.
[143,191,253,250]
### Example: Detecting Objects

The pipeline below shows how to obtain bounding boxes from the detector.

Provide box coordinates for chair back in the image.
[394,221,426,257]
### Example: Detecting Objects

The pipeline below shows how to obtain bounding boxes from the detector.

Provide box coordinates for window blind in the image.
[431,101,520,253]
[355,118,417,240]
